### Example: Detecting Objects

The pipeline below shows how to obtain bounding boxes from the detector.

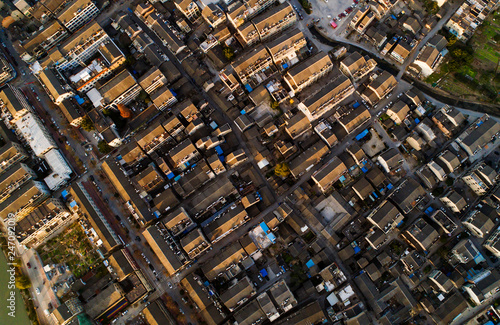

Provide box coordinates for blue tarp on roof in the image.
[354,246,361,254]
[353,102,360,108]
[372,192,378,198]
[170,88,177,97]
[306,259,315,268]
[387,183,393,190]
[215,146,223,155]
[174,175,181,181]
[260,222,270,232]
[69,201,77,208]
[204,281,210,286]
[267,233,276,243]
[361,167,369,173]
[166,172,175,180]
[61,190,69,199]
[391,14,397,19]
[153,211,161,218]
[240,109,246,114]
[339,175,346,182]
[415,118,420,124]
[74,95,85,105]
[425,207,434,215]
[245,84,253,92]
[355,129,369,141]
[282,63,288,69]
[210,121,218,129]
[260,269,268,277]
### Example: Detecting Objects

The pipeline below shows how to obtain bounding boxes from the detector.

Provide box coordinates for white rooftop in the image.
[69,60,104,84]
[15,112,56,157]
[43,148,72,190]
[86,88,103,108]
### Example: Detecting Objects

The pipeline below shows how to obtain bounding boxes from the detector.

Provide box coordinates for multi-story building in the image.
[15,112,58,157]
[0,163,36,204]
[150,85,178,111]
[38,69,75,105]
[69,59,113,93]
[150,17,187,55]
[236,22,260,47]
[445,0,499,40]
[0,84,32,121]
[412,46,443,77]
[252,3,296,42]
[40,21,110,72]
[401,218,439,252]
[174,0,200,22]
[462,205,497,238]
[455,115,500,157]
[298,72,354,121]
[0,180,50,221]
[462,162,498,195]
[20,20,68,61]
[98,69,142,109]
[360,71,398,105]
[232,45,276,87]
[138,68,168,95]
[389,42,412,64]
[340,51,377,81]
[484,228,500,258]
[58,99,84,127]
[226,0,278,28]
[55,0,99,33]
[283,52,333,95]
[0,54,13,84]
[16,198,76,248]
[201,3,226,28]
[350,6,370,29]
[0,142,28,176]
[266,29,307,69]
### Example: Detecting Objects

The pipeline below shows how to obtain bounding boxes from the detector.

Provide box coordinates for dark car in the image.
[135,236,141,242]
[27,263,31,269]
[115,215,121,221]
[89,175,95,181]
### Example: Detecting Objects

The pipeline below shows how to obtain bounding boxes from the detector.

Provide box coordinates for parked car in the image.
[27,263,31,269]
[36,288,41,294]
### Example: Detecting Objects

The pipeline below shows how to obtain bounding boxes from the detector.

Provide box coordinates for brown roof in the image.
[368,71,398,97]
[99,70,137,104]
[168,139,197,166]
[286,52,331,87]
[232,45,270,75]
[266,28,305,56]
[289,141,329,178]
[252,3,294,33]
[341,51,366,72]
[312,157,347,191]
[302,73,353,115]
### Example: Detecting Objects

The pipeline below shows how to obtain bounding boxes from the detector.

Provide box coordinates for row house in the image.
[56,0,99,33]
[226,0,278,28]
[283,52,333,95]
[252,3,296,42]
[232,45,275,86]
[266,28,306,69]
[339,51,377,81]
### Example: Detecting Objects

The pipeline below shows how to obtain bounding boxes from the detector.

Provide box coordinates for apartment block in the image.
[56,0,99,33]
[20,20,68,61]
[232,45,275,86]
[456,115,500,157]
[226,0,278,28]
[41,21,110,72]
[283,52,333,95]
[484,228,500,258]
[38,69,74,105]
[0,84,32,121]
[252,3,296,42]
[236,22,260,47]
[138,68,168,95]
[298,73,354,121]
[201,3,226,28]
[98,70,142,109]
[0,180,50,221]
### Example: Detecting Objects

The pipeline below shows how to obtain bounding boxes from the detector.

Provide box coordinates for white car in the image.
[168,282,173,289]
[35,288,41,294]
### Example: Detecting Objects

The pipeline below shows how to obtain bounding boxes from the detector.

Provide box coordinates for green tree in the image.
[425,1,439,14]
[494,34,500,42]
[223,46,235,61]
[80,116,95,131]
[16,274,31,290]
[274,163,290,178]
[97,141,112,154]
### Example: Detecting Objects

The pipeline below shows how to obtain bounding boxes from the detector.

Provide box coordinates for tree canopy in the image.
[80,116,95,131]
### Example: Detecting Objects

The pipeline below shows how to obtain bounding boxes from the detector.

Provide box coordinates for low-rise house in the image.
[266,28,307,69]
[451,239,484,264]
[289,142,329,179]
[283,52,333,95]
[360,71,398,105]
[367,200,403,234]
[437,150,460,173]
[463,270,500,305]
[173,0,200,22]
[220,277,256,312]
[364,27,387,48]
[377,148,403,173]
[298,73,354,121]
[462,204,498,238]
[402,16,421,34]
[201,241,247,280]
[445,0,496,40]
[180,228,211,259]
[412,46,443,77]
[232,45,275,86]
[389,41,412,64]
[168,139,199,169]
[284,111,311,139]
[163,207,193,236]
[138,68,168,95]
[340,51,377,81]
[386,100,410,124]
[416,120,437,142]
[428,161,447,181]
[456,115,500,157]
[440,190,467,213]
[432,105,466,137]
[335,105,370,134]
[226,149,247,168]
[350,6,370,29]
[428,270,454,293]
[151,85,178,111]
[236,22,260,47]
[58,99,84,127]
[462,162,498,195]
[201,4,226,28]
[352,177,375,201]
[312,157,347,194]
[203,204,249,243]
[356,11,375,34]
[314,121,338,148]
[430,210,458,235]
[390,178,426,214]
[402,218,439,252]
